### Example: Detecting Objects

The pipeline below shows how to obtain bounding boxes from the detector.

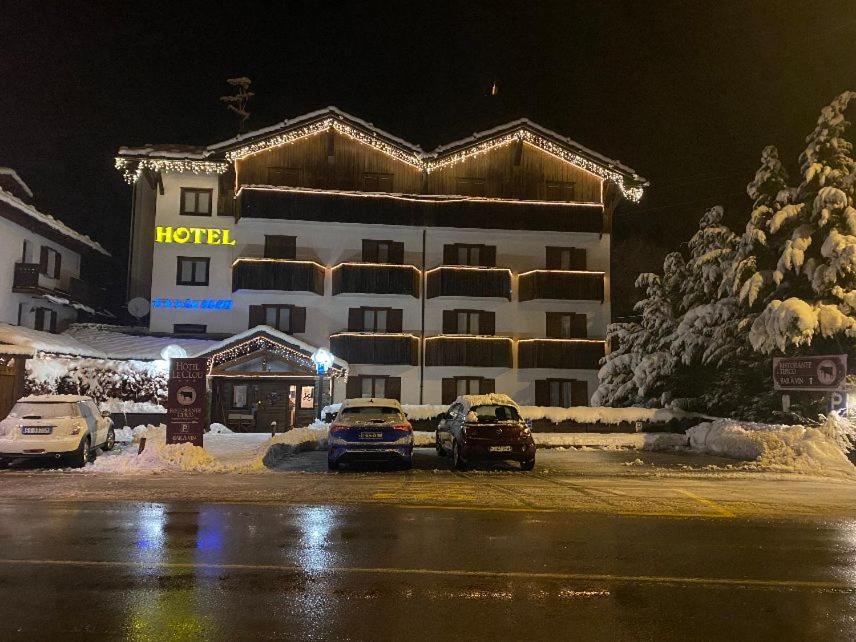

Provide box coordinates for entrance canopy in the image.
[197,326,348,378]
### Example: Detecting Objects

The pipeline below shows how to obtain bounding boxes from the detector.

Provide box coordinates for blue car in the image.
[328,398,413,470]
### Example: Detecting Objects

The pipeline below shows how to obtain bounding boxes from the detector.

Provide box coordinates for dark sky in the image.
[2,1,855,315]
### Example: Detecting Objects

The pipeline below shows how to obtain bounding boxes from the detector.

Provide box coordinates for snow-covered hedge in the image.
[25,356,167,406]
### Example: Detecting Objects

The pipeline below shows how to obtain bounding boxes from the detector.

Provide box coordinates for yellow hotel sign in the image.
[155,226,236,245]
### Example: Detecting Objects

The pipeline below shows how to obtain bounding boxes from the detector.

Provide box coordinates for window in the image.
[455,177,486,197]
[21,240,31,263]
[34,307,57,333]
[264,235,296,260]
[39,246,61,279]
[263,305,292,333]
[550,380,573,408]
[545,180,576,201]
[362,172,393,192]
[363,308,388,332]
[442,377,494,404]
[360,376,386,398]
[180,188,213,216]
[362,239,403,264]
[546,247,586,270]
[537,379,589,407]
[456,377,482,397]
[176,257,210,286]
[546,312,587,338]
[173,324,207,335]
[267,167,300,186]
[444,243,495,267]
[232,385,248,408]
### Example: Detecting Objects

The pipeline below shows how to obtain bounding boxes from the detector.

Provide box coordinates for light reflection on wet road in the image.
[0,501,854,640]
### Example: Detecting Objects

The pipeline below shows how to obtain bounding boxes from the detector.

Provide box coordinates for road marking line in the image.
[675,489,735,517]
[0,558,850,591]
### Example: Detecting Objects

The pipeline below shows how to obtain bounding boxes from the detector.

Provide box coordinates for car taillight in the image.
[393,423,412,432]
[329,423,348,435]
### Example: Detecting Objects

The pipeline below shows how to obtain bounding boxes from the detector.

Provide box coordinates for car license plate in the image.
[22,426,52,435]
[489,445,512,452]
[360,431,383,439]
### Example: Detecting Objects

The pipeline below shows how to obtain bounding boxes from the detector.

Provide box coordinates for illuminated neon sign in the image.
[153,298,233,310]
[155,226,236,245]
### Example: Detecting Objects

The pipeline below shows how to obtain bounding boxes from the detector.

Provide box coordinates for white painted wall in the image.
[147,172,611,405]
[0,215,82,331]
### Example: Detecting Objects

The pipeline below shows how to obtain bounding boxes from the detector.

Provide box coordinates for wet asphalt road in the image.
[0,501,854,640]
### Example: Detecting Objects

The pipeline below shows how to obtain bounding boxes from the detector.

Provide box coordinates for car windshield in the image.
[340,406,404,421]
[8,402,79,419]
[469,404,520,422]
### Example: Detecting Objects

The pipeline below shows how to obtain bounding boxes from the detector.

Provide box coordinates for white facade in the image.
[144,173,610,405]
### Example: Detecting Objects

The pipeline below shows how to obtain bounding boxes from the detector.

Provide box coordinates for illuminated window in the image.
[180,188,213,216]
[176,257,210,285]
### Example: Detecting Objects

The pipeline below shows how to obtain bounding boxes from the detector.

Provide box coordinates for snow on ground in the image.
[535,432,687,449]
[683,415,855,476]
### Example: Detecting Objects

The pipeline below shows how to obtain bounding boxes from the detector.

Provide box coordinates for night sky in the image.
[2,1,855,317]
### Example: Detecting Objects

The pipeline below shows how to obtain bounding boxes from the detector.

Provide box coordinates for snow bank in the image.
[535,432,687,449]
[686,415,855,476]
[519,405,697,425]
[99,399,166,414]
[89,426,221,473]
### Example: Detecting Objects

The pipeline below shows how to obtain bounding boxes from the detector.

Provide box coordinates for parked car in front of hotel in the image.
[0,395,115,468]
[436,394,536,470]
[328,398,414,470]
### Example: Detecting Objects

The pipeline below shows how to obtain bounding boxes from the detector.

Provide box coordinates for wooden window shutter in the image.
[388,242,404,265]
[248,305,265,329]
[291,306,307,333]
[346,376,361,399]
[479,311,495,336]
[441,378,456,405]
[545,312,562,338]
[572,314,587,338]
[362,239,379,262]
[54,252,62,279]
[545,247,563,270]
[39,247,48,274]
[479,378,495,395]
[265,235,296,259]
[348,308,364,332]
[442,310,457,334]
[49,310,57,333]
[385,377,401,401]
[535,380,550,406]
[571,248,587,270]
[481,245,497,268]
[387,309,403,333]
[442,244,457,265]
[571,380,589,406]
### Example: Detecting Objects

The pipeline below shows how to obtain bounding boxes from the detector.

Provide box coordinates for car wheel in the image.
[452,441,467,471]
[435,435,445,456]
[521,458,535,471]
[102,427,116,452]
[69,436,91,468]
[327,459,338,471]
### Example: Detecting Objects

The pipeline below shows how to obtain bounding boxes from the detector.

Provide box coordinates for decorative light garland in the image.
[208,334,346,376]
[231,257,327,270]
[517,269,606,277]
[424,335,513,342]
[516,338,606,344]
[425,266,514,276]
[330,332,421,340]
[114,157,230,184]
[331,262,421,272]
[225,117,423,168]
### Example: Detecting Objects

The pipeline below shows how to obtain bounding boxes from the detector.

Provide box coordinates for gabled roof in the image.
[116,106,647,200]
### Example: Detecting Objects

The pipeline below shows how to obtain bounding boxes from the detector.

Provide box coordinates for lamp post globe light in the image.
[312,349,335,418]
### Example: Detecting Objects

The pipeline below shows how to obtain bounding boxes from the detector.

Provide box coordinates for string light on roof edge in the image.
[208,335,345,375]
[115,157,230,184]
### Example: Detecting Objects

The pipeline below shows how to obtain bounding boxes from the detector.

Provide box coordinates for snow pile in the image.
[519,405,697,425]
[535,432,686,450]
[100,399,166,414]
[89,426,221,473]
[686,415,856,476]
[208,423,233,434]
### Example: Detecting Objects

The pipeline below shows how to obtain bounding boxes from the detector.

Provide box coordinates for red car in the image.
[435,394,536,470]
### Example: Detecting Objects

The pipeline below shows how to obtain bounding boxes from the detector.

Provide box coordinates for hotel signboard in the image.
[166,357,208,446]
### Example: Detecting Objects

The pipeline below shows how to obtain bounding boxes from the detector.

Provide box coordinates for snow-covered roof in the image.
[0,187,109,256]
[199,325,348,369]
[116,144,213,160]
[64,324,217,360]
[0,323,106,358]
[0,168,34,199]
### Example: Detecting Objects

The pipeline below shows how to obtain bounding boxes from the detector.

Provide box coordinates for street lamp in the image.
[311,349,335,419]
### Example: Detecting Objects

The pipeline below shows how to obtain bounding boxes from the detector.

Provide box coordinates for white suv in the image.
[0,395,115,467]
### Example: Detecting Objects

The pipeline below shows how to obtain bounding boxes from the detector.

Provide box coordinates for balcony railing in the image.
[426,266,512,300]
[332,263,420,297]
[329,333,419,365]
[517,339,605,369]
[232,258,325,294]
[518,270,604,302]
[424,336,513,368]
[12,262,102,309]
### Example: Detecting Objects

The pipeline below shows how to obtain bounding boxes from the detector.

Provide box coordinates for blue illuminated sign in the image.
[152,298,233,310]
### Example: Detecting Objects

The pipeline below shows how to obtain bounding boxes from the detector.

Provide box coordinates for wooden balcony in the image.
[426,266,512,300]
[424,336,513,368]
[517,339,605,369]
[518,270,604,302]
[12,263,102,309]
[232,258,325,294]
[329,333,419,365]
[332,263,420,297]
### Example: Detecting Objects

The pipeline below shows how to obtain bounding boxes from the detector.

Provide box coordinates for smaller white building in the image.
[0,168,110,333]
